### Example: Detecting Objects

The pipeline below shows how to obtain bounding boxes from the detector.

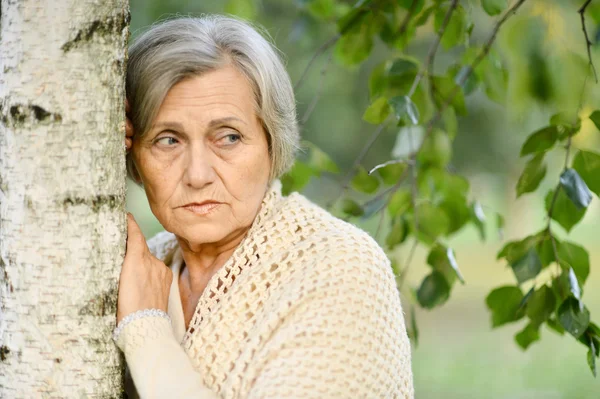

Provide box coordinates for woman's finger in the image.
[125,213,146,256]
[125,98,130,114]
[125,137,132,151]
[125,118,134,138]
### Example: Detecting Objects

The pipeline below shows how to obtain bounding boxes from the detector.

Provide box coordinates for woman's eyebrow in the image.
[208,116,246,127]
[151,121,185,131]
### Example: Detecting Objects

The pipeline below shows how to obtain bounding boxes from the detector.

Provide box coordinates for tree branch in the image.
[294,34,340,92]
[414,0,528,155]
[579,0,598,83]
[408,0,459,98]
[398,0,420,37]
[300,51,334,125]
[326,120,390,209]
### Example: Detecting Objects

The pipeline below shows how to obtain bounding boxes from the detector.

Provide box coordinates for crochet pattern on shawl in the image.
[117,180,414,398]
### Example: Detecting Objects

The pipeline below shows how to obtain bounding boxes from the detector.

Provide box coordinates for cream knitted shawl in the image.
[116,181,414,398]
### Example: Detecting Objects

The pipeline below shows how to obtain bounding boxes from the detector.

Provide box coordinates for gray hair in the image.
[126,15,299,182]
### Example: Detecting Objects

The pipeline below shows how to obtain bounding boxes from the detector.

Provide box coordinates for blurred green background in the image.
[125,0,600,397]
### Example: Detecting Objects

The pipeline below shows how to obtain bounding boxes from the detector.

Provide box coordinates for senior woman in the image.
[115,15,413,398]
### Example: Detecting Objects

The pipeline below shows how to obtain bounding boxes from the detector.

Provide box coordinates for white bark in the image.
[0,0,129,396]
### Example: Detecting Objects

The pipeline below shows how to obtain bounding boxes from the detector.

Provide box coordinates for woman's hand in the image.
[116,213,173,323]
[125,99,134,152]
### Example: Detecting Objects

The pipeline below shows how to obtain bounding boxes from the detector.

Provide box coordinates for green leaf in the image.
[340,198,364,217]
[409,306,419,346]
[398,0,425,12]
[224,0,257,19]
[572,150,600,197]
[386,216,408,249]
[545,188,586,233]
[558,297,590,339]
[518,286,535,311]
[550,112,581,139]
[511,248,542,284]
[471,202,486,241]
[559,168,592,209]
[516,153,547,197]
[553,270,573,304]
[417,271,451,309]
[589,110,600,131]
[305,143,340,174]
[497,234,539,264]
[438,194,470,234]
[535,232,555,268]
[588,342,597,377]
[567,267,582,301]
[434,4,467,50]
[496,213,505,240]
[377,162,407,185]
[432,76,467,115]
[369,62,388,99]
[417,168,469,199]
[334,22,373,65]
[486,286,525,327]
[363,97,391,124]
[526,285,556,326]
[336,0,371,34]
[388,96,420,124]
[413,203,450,244]
[306,0,335,19]
[547,317,565,335]
[351,166,379,194]
[281,161,315,195]
[427,244,465,285]
[520,126,559,157]
[481,0,507,16]
[558,241,590,284]
[388,57,419,77]
[417,129,452,167]
[441,106,458,139]
[387,188,412,217]
[515,322,540,350]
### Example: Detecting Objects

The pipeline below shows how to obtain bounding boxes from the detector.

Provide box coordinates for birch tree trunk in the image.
[0,0,130,396]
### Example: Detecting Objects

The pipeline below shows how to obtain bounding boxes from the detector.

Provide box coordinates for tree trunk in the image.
[0,0,130,396]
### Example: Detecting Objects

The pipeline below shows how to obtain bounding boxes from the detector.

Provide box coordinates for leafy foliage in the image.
[273,0,600,376]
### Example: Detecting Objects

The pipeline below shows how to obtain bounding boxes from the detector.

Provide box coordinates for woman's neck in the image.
[175,226,249,293]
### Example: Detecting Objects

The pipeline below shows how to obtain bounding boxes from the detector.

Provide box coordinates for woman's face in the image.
[132,65,271,250]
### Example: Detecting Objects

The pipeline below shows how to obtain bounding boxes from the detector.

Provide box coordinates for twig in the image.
[294,34,340,92]
[414,0,528,156]
[427,0,459,99]
[294,0,372,92]
[398,0,420,37]
[407,120,418,232]
[300,50,334,125]
[368,159,408,175]
[578,0,598,83]
[374,206,386,240]
[327,121,390,209]
[398,238,419,289]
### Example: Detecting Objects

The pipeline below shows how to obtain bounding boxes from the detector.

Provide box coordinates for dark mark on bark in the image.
[63,194,123,212]
[62,9,131,53]
[0,346,10,362]
[78,286,118,317]
[54,357,62,364]
[2,104,62,127]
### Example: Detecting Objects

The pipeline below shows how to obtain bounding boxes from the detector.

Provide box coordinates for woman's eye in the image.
[156,137,179,146]
[219,133,241,146]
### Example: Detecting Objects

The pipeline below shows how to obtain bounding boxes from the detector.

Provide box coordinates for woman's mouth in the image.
[181,202,222,215]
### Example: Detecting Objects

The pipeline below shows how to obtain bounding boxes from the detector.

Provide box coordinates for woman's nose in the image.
[182,142,216,189]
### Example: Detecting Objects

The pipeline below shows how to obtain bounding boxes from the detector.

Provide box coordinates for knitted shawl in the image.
[117,180,414,398]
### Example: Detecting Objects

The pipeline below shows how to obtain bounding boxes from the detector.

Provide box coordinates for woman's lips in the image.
[181,202,222,215]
